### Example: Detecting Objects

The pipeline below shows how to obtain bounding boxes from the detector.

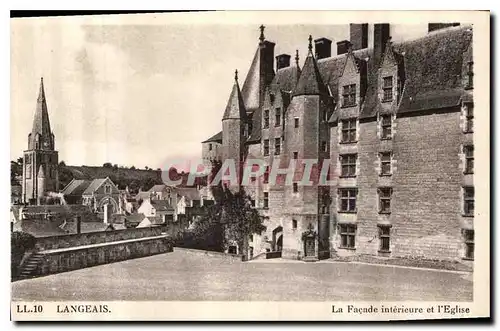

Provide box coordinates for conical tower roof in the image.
[222,70,247,120]
[294,36,328,96]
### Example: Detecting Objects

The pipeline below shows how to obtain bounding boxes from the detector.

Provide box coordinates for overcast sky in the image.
[10,13,429,169]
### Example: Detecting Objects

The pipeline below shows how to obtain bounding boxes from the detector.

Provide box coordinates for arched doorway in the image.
[272,226,283,252]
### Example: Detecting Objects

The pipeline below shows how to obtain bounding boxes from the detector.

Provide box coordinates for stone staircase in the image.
[17,252,45,279]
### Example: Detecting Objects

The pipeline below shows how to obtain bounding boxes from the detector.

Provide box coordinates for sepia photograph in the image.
[9,10,489,321]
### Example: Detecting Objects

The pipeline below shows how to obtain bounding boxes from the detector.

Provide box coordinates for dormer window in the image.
[342,84,356,107]
[263,110,270,129]
[466,61,474,89]
[382,76,393,102]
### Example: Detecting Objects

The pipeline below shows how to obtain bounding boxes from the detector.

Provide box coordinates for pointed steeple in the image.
[223,70,247,120]
[293,36,328,96]
[29,77,54,150]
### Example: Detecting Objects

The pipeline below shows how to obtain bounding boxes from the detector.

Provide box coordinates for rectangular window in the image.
[378,225,391,252]
[380,152,392,176]
[378,187,392,214]
[464,145,474,174]
[275,108,281,127]
[270,93,275,105]
[209,143,213,151]
[467,61,474,89]
[322,109,329,122]
[339,224,356,249]
[340,154,357,177]
[465,103,474,133]
[293,182,298,193]
[263,110,270,129]
[463,229,474,260]
[341,119,357,143]
[294,117,299,128]
[263,166,269,184]
[105,185,112,194]
[263,139,269,156]
[382,76,393,102]
[338,188,357,213]
[321,141,328,152]
[463,187,474,216]
[251,199,256,208]
[380,114,392,139]
[263,192,269,209]
[292,219,297,229]
[342,84,356,107]
[274,138,281,155]
[293,152,298,160]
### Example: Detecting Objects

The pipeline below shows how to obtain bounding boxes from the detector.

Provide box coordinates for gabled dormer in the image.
[338,43,367,115]
[378,37,405,109]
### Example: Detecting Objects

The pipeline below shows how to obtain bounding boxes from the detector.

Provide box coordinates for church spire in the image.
[29,77,54,150]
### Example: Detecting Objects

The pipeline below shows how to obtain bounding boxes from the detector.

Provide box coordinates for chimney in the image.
[76,216,81,234]
[314,37,332,60]
[428,23,460,33]
[350,23,368,50]
[337,40,351,56]
[374,24,390,64]
[276,54,291,70]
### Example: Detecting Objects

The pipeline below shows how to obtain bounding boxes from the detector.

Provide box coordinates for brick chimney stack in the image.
[374,24,390,65]
[276,54,291,70]
[336,40,351,56]
[314,37,332,59]
[350,23,368,50]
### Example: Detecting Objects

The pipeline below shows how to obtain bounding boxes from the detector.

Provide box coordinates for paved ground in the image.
[11,251,473,301]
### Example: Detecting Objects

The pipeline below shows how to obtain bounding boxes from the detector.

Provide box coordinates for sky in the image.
[10,13,429,169]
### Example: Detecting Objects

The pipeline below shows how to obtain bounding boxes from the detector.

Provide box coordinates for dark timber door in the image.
[305,238,315,257]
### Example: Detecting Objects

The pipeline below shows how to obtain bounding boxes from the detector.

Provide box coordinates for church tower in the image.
[22,78,59,204]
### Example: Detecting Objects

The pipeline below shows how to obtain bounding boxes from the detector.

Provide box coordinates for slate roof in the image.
[125,213,146,223]
[61,179,92,196]
[208,24,473,143]
[176,187,201,201]
[82,178,109,195]
[150,199,174,212]
[201,131,223,143]
[294,51,329,96]
[13,219,67,237]
[135,191,151,201]
[241,48,262,113]
[148,184,168,193]
[223,74,247,120]
[21,204,93,215]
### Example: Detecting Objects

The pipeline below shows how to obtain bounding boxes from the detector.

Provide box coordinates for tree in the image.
[103,162,113,168]
[181,160,266,258]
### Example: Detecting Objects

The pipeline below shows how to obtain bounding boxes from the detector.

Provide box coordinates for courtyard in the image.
[11,250,473,301]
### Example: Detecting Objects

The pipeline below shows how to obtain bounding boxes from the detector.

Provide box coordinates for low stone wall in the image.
[173,247,244,262]
[34,226,166,251]
[34,236,173,277]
